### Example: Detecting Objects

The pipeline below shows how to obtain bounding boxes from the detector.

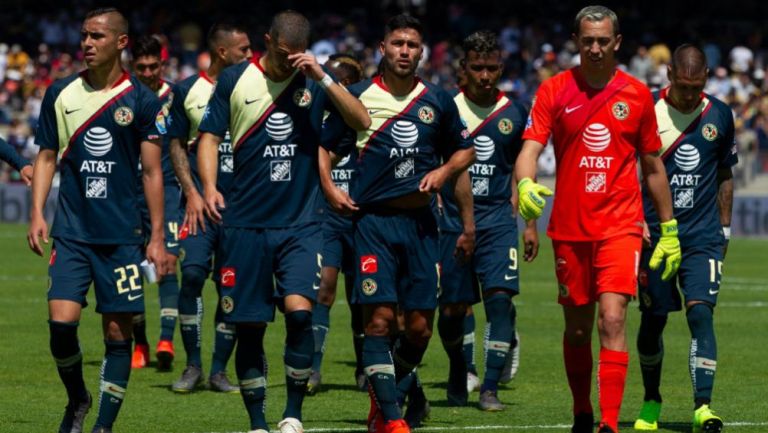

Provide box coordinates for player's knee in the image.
[686,302,713,330]
[440,303,467,318]
[564,327,592,345]
[316,286,336,306]
[180,266,207,296]
[285,310,312,332]
[405,319,433,347]
[49,320,79,357]
[637,313,667,353]
[102,313,134,341]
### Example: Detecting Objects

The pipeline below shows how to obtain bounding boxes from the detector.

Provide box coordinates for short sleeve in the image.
[0,137,30,170]
[136,84,163,142]
[198,69,234,138]
[438,90,472,158]
[35,83,61,151]
[718,106,738,168]
[521,79,555,145]
[637,89,662,154]
[167,82,191,140]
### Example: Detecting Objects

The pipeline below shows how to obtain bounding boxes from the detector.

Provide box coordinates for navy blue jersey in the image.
[0,136,30,171]
[439,90,528,233]
[325,148,358,231]
[157,81,177,185]
[36,71,163,244]
[198,57,331,228]
[644,90,738,245]
[167,72,234,196]
[323,76,471,205]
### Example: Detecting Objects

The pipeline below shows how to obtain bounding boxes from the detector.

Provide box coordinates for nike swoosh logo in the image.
[166,242,179,248]
[65,108,82,115]
[312,284,320,290]
[504,275,518,281]
[708,289,719,295]
[659,128,673,134]
[368,110,380,115]
[196,104,207,110]
[564,105,582,114]
[128,293,144,301]
[245,98,261,105]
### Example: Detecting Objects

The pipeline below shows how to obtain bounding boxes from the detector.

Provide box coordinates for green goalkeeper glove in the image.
[517,177,553,221]
[649,218,682,281]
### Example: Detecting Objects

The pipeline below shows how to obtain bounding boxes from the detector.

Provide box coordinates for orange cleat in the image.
[367,387,386,433]
[131,343,149,369]
[384,419,410,433]
[155,340,175,371]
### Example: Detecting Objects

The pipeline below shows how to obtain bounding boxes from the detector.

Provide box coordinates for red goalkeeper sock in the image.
[598,348,629,432]
[563,336,593,415]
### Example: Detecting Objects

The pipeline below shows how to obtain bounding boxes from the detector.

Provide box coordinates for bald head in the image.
[84,7,129,35]
[670,44,707,77]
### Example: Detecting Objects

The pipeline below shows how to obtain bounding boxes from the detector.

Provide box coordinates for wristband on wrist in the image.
[723,226,731,240]
[318,74,334,89]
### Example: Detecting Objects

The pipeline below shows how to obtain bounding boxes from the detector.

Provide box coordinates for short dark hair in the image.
[326,53,363,85]
[207,20,248,53]
[384,14,423,37]
[131,35,162,60]
[670,43,708,75]
[573,5,619,36]
[269,10,311,47]
[462,30,500,57]
[84,7,129,35]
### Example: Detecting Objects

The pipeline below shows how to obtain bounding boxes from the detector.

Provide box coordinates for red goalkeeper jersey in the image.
[523,67,661,241]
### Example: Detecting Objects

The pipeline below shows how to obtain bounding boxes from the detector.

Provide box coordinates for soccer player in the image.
[130,34,181,371]
[27,8,168,433]
[167,21,252,393]
[308,53,366,395]
[196,10,370,433]
[514,6,681,433]
[0,137,33,185]
[321,15,475,433]
[436,30,536,411]
[633,44,735,433]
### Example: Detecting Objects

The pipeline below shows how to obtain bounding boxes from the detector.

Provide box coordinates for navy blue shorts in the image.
[638,242,724,314]
[439,225,520,305]
[322,213,355,275]
[140,184,182,256]
[354,207,439,311]
[48,237,145,314]
[217,222,323,323]
[178,215,221,276]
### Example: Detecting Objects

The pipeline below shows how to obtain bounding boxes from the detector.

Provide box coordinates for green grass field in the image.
[1,223,766,433]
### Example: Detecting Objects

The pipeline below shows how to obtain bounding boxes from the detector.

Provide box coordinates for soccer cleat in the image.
[307,371,322,395]
[571,412,594,433]
[367,391,386,433]
[634,399,662,430]
[131,343,149,369]
[172,365,203,393]
[499,331,520,384]
[466,372,481,393]
[209,371,239,393]
[58,392,92,433]
[403,387,430,428]
[384,419,411,433]
[277,417,304,433]
[478,390,504,412]
[597,423,616,433]
[155,340,175,371]
[693,404,723,433]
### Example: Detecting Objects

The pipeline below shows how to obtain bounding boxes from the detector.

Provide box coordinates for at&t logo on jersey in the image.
[266,112,294,141]
[583,123,611,152]
[469,135,495,196]
[219,132,234,173]
[392,121,418,148]
[81,127,116,178]
[332,154,353,192]
[473,135,495,161]
[674,144,700,171]
[671,144,701,208]
[265,113,297,182]
[84,127,113,156]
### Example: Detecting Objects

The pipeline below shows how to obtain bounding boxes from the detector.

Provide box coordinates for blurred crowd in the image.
[1,2,767,185]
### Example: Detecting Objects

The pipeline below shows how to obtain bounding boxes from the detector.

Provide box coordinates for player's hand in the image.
[325,185,359,216]
[454,229,475,264]
[642,220,651,249]
[27,213,49,256]
[203,187,225,225]
[419,167,450,193]
[649,218,682,281]
[145,237,168,276]
[523,224,539,262]
[517,177,552,221]
[183,190,207,235]
[20,165,33,186]
[288,52,324,81]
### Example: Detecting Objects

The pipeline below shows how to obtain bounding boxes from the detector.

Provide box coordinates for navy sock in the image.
[132,314,148,345]
[463,311,478,375]
[482,292,512,392]
[179,266,206,367]
[284,310,313,420]
[235,326,268,431]
[637,313,667,402]
[211,321,237,375]
[94,340,132,429]
[312,303,331,372]
[687,304,717,408]
[158,273,179,342]
[49,321,88,402]
[393,334,428,402]
[438,311,467,393]
[363,335,400,422]
[350,303,365,375]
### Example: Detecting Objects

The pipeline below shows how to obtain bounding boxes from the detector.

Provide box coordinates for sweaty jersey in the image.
[36,71,163,244]
[167,71,234,196]
[323,76,471,206]
[523,68,661,241]
[198,56,331,228]
[439,89,527,233]
[644,90,737,245]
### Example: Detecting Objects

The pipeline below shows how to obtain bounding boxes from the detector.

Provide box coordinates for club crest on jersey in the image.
[114,106,134,126]
[612,101,629,120]
[701,123,718,141]
[361,278,378,296]
[418,106,435,124]
[220,296,234,314]
[293,88,312,107]
[498,118,514,135]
